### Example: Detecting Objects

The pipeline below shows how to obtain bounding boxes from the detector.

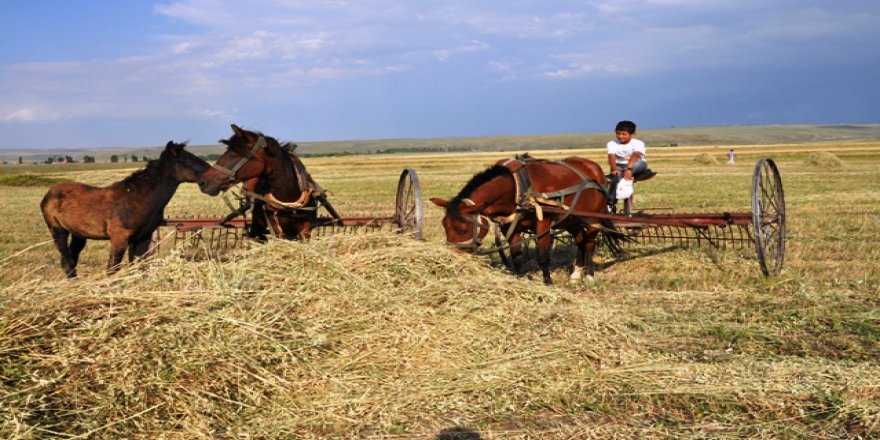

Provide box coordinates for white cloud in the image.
[433,40,490,62]
[1,108,39,123]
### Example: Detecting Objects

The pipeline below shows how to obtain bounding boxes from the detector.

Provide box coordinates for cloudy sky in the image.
[2,0,879,149]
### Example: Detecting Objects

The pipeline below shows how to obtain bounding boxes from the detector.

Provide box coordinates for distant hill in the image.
[2,123,879,163]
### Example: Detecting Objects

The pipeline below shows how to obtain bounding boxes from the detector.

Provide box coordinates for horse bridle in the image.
[211,136,267,182]
[449,198,492,251]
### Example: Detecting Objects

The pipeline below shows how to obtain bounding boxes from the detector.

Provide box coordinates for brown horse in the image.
[41,141,210,278]
[430,156,619,285]
[197,124,318,240]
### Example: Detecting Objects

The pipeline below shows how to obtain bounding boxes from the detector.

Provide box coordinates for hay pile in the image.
[804,151,844,167]
[0,233,636,438]
[692,153,720,165]
[4,233,879,438]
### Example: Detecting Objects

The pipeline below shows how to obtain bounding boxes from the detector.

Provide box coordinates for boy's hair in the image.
[615,120,637,134]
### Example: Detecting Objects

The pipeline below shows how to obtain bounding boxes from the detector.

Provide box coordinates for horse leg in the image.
[128,237,153,262]
[295,221,313,240]
[106,237,129,275]
[248,201,269,241]
[584,229,599,282]
[570,229,588,282]
[536,223,554,285]
[69,235,87,270]
[50,228,77,278]
[507,231,526,276]
[570,228,599,283]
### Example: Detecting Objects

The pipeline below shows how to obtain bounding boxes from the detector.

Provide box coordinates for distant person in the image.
[606,120,655,205]
[727,148,736,165]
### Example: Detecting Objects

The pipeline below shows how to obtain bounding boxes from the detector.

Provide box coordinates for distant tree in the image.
[44,157,55,164]
[110,155,119,163]
[82,155,96,163]
[64,155,74,163]
[131,154,139,162]
[18,156,22,164]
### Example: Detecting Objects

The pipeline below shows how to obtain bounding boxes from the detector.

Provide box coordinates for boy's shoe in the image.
[634,169,657,182]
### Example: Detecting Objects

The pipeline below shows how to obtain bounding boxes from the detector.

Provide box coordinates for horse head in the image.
[198,124,282,196]
[163,141,211,183]
[431,197,492,252]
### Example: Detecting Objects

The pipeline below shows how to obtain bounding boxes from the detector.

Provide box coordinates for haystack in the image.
[692,152,720,165]
[804,151,844,167]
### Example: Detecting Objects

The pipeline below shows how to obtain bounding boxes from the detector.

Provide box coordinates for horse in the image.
[197,124,318,240]
[430,155,620,285]
[40,141,210,278]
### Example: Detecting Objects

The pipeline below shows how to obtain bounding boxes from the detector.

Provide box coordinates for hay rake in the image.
[507,158,786,276]
[152,168,424,256]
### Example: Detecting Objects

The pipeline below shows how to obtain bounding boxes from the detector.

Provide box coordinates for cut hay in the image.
[692,152,720,165]
[804,151,844,167]
[3,233,879,438]
[0,233,636,438]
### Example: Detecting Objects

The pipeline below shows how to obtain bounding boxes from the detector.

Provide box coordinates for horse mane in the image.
[448,164,511,220]
[222,128,287,158]
[121,144,185,190]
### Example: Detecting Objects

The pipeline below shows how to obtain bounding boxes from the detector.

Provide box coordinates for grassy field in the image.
[1,138,879,438]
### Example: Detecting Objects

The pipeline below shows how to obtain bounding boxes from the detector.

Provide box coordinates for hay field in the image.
[1,140,879,438]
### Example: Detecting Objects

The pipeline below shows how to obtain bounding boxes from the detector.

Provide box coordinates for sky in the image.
[2,0,879,149]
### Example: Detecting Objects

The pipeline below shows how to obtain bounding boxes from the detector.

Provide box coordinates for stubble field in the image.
[1,139,878,438]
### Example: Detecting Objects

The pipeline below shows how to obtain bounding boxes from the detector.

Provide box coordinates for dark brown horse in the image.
[197,124,318,240]
[430,156,619,285]
[41,141,210,277]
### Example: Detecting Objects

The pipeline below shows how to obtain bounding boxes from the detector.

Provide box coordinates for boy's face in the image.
[615,130,634,144]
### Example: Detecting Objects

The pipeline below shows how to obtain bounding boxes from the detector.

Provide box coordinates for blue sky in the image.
[2,0,879,149]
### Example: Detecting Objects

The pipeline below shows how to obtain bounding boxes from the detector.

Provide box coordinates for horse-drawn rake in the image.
[152,168,424,256]
[529,158,786,276]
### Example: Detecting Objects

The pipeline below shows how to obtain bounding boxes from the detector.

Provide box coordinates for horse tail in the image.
[599,218,630,257]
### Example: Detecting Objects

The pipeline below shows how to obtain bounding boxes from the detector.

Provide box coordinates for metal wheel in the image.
[751,158,786,276]
[394,168,424,240]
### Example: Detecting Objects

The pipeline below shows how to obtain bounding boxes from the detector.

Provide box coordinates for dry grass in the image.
[804,151,844,167]
[692,153,720,165]
[2,137,880,438]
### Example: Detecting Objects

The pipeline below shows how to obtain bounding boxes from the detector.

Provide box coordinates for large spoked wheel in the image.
[394,168,424,240]
[751,158,786,276]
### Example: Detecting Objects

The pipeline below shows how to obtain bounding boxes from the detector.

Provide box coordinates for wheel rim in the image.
[751,158,786,276]
[395,168,424,240]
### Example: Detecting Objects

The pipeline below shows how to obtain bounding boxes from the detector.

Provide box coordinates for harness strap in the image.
[242,188,318,212]
[465,158,607,254]
[211,136,267,180]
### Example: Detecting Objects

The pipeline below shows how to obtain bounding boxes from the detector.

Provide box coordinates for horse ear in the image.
[231,124,244,137]
[430,198,449,208]
[165,140,183,157]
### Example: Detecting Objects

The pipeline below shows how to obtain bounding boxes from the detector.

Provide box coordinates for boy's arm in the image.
[607,153,620,176]
[620,151,643,179]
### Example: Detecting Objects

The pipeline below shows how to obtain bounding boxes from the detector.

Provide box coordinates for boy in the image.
[606,120,654,209]
[607,120,648,180]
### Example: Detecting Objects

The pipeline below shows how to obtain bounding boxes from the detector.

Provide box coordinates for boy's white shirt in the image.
[607,138,646,164]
